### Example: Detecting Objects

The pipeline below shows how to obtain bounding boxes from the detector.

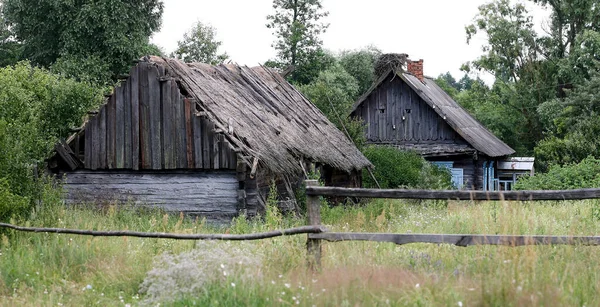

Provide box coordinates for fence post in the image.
[305,179,321,271]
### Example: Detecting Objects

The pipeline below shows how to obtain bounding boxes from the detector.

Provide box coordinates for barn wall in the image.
[82,62,237,171]
[61,170,244,223]
[353,76,469,150]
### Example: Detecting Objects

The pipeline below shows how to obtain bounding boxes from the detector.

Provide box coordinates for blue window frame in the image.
[431,161,463,189]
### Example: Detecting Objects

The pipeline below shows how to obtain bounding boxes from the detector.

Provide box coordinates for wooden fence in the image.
[2,180,600,271]
[303,180,600,270]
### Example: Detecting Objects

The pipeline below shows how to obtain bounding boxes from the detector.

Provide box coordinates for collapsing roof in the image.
[352,69,515,158]
[112,56,371,175]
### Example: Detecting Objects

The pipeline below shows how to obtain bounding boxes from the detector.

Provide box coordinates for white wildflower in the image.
[458,301,463,307]
[284,283,291,288]
[86,284,92,290]
[231,283,236,288]
[415,283,420,288]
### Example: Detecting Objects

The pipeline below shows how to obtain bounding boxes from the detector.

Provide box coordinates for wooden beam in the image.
[306,179,322,271]
[305,186,600,201]
[310,233,600,247]
[249,157,259,179]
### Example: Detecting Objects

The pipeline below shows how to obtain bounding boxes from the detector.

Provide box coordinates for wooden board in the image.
[184,98,194,167]
[309,233,600,247]
[139,63,151,169]
[98,107,106,169]
[173,83,187,168]
[305,186,600,201]
[148,65,162,169]
[107,93,116,168]
[193,113,203,168]
[90,115,99,170]
[130,65,140,170]
[124,77,133,169]
[115,84,125,168]
[161,79,176,169]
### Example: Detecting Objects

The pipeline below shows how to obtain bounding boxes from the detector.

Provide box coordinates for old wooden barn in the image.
[350,58,515,190]
[50,56,371,222]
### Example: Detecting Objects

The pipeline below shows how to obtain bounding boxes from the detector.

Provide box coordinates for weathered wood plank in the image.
[90,115,99,170]
[107,94,116,168]
[115,84,125,168]
[213,133,220,169]
[130,64,140,170]
[124,76,133,169]
[305,186,600,201]
[193,114,203,168]
[306,180,321,270]
[98,107,106,169]
[202,118,211,169]
[309,233,600,247]
[148,65,162,169]
[84,123,91,168]
[184,98,194,167]
[139,63,151,169]
[161,79,176,169]
[173,83,187,168]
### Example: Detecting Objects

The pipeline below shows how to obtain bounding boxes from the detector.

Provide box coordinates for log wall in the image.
[62,170,242,223]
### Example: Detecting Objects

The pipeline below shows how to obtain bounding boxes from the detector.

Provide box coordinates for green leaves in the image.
[171,22,228,65]
[0,62,102,220]
[2,0,164,84]
[266,0,329,84]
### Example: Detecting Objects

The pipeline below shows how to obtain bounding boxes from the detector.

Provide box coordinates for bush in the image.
[362,146,452,189]
[0,62,103,221]
[515,156,600,190]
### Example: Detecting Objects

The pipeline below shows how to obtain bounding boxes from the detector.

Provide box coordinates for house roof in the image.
[145,56,371,174]
[351,69,515,158]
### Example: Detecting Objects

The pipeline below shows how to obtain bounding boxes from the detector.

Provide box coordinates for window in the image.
[431,162,463,189]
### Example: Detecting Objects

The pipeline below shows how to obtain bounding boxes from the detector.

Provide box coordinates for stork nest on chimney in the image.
[374,53,409,78]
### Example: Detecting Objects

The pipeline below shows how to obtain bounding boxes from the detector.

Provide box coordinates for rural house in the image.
[351,57,521,190]
[49,56,371,222]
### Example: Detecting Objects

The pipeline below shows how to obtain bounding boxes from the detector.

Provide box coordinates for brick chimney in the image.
[407,59,424,81]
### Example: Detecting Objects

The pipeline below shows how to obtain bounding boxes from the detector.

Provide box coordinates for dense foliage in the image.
[515,157,600,190]
[171,21,228,64]
[0,62,102,220]
[2,0,164,84]
[459,0,600,169]
[361,146,452,189]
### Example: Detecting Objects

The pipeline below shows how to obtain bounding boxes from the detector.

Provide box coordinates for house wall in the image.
[352,76,470,151]
[61,170,240,223]
[427,155,478,190]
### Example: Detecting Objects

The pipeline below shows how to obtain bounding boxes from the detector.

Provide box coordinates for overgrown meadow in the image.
[1,197,599,306]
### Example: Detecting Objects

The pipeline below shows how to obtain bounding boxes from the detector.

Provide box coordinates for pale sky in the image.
[151,0,550,80]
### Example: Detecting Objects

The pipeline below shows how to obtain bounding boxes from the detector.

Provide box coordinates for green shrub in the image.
[0,178,29,222]
[362,146,452,189]
[515,156,600,190]
[0,62,103,221]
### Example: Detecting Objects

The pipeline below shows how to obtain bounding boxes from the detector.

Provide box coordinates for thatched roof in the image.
[352,69,515,158]
[149,56,371,174]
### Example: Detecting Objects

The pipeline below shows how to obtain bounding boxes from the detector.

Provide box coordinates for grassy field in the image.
[0,199,599,306]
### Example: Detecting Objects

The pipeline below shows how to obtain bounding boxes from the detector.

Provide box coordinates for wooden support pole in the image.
[306,179,322,271]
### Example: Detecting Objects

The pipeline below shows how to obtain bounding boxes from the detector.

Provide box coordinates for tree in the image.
[298,63,365,148]
[266,0,329,84]
[535,71,600,170]
[338,46,382,96]
[171,21,228,64]
[2,0,163,83]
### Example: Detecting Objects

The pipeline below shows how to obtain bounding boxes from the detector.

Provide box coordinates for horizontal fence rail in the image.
[305,186,600,201]
[0,223,325,240]
[309,233,600,247]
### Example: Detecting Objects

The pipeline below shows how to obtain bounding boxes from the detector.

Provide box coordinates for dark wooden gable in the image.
[352,75,473,155]
[77,62,237,171]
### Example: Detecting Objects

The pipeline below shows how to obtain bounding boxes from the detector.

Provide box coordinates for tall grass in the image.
[1,198,599,306]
